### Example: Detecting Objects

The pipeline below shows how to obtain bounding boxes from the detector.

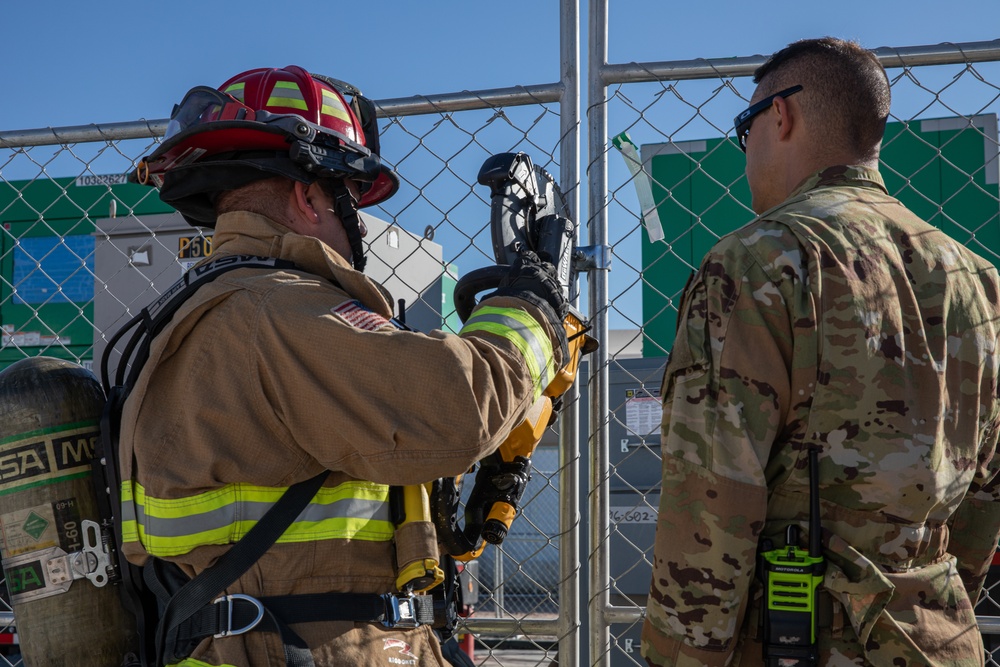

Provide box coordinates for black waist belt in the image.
[145,472,431,667]
[178,591,435,643]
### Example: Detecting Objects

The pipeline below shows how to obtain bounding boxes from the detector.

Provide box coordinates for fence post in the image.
[558,0,583,665]
[587,0,612,664]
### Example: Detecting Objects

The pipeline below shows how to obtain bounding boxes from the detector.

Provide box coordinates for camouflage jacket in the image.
[642,166,1000,667]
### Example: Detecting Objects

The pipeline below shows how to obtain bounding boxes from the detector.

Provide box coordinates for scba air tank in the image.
[0,357,137,666]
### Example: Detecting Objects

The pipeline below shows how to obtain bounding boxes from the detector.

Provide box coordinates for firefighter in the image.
[123,65,569,666]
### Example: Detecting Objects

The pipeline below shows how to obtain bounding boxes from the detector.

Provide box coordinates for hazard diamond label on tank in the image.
[22,512,48,540]
[1,502,59,556]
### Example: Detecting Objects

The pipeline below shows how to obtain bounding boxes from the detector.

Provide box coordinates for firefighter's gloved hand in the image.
[489,251,569,321]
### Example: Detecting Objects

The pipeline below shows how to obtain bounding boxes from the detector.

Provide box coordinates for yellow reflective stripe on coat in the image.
[120,479,393,558]
[459,305,555,398]
[267,80,308,110]
[168,660,237,667]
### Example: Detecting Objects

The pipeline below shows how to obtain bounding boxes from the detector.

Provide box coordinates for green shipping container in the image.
[0,175,173,369]
[639,114,1000,357]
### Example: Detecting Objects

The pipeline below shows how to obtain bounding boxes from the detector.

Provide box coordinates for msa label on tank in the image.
[0,421,98,495]
[0,498,84,557]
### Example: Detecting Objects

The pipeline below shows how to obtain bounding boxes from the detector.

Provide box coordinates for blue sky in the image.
[2,0,998,132]
[2,1,998,335]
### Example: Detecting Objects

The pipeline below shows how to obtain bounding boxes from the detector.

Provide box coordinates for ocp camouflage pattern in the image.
[642,165,1000,667]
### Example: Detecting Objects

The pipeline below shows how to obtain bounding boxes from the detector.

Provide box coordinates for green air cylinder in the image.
[0,357,138,666]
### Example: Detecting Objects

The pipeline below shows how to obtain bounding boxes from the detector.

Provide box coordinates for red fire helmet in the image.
[132,65,398,226]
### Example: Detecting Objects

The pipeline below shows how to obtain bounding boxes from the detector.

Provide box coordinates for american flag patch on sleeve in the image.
[330,300,390,331]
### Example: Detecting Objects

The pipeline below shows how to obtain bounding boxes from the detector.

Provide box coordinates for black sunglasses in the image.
[733,85,803,152]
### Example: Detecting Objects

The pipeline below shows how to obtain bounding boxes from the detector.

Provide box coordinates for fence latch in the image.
[573,245,612,272]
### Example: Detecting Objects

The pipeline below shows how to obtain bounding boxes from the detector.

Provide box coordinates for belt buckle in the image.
[382,593,420,629]
[213,593,265,638]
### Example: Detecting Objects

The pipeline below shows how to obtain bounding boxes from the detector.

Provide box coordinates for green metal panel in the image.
[882,117,1000,259]
[441,264,462,333]
[640,114,1000,357]
[0,176,173,368]
[640,137,749,357]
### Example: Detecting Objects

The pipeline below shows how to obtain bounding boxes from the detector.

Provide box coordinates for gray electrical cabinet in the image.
[603,356,666,596]
[603,356,665,664]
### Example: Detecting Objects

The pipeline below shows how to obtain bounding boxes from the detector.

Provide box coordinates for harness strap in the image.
[156,470,330,666]
[101,255,304,393]
[168,591,434,646]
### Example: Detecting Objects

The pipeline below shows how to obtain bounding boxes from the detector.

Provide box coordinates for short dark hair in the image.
[215,176,295,220]
[754,37,891,160]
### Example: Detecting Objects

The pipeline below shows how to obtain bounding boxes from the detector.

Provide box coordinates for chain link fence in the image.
[0,98,575,667]
[1,8,999,667]
[0,28,580,667]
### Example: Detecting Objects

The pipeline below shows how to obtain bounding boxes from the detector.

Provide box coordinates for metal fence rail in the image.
[1,4,1000,666]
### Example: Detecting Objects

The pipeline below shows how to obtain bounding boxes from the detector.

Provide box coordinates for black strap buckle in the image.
[380,593,435,629]
[381,594,416,629]
[213,593,265,638]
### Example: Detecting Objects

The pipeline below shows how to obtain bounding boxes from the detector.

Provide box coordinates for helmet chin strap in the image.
[327,179,367,272]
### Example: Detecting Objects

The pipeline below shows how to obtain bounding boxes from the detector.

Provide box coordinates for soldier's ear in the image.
[773,95,796,143]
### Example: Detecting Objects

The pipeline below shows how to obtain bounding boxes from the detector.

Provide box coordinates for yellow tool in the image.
[394,483,446,593]
[431,151,598,563]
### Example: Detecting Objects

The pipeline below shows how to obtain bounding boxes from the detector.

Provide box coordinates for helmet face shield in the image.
[165,87,252,141]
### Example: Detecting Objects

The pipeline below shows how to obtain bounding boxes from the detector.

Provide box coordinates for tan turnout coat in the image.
[120,212,563,666]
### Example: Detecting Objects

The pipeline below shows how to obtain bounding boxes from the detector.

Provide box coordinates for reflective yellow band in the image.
[168,660,237,667]
[121,479,393,558]
[321,89,351,123]
[267,80,307,110]
[223,82,245,101]
[460,305,555,398]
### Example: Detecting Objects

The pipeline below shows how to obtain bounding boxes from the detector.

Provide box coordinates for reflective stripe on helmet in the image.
[459,305,556,398]
[120,479,393,558]
[321,88,352,124]
[267,80,308,110]
[224,81,245,101]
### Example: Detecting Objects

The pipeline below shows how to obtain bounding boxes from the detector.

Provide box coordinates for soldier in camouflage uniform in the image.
[642,37,1000,667]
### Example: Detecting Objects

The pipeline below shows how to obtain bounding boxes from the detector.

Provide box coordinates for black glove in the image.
[487,251,569,322]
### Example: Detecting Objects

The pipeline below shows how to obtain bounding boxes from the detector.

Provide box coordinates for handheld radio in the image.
[758,446,825,666]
